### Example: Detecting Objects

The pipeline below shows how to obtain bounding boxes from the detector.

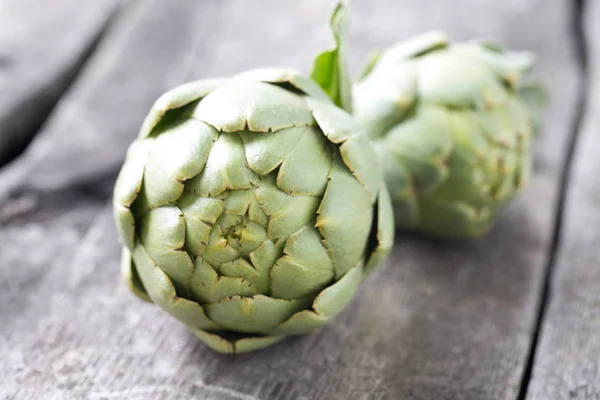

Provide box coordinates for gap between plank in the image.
[517,0,589,397]
[0,4,124,169]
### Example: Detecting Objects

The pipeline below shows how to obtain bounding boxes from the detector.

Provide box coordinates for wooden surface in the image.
[0,0,591,399]
[525,1,600,399]
[0,0,121,166]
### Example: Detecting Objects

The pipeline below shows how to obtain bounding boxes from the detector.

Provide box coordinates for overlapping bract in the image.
[114,68,394,353]
[354,31,538,238]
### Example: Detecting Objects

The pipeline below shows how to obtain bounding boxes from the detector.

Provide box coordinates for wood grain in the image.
[525,1,600,399]
[0,0,121,165]
[0,0,237,204]
[0,0,583,399]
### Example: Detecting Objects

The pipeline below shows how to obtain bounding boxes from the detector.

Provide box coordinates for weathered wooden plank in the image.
[0,0,238,201]
[0,0,121,166]
[0,1,581,400]
[525,2,600,399]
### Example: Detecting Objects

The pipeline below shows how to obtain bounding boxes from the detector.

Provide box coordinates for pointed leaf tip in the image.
[310,1,352,113]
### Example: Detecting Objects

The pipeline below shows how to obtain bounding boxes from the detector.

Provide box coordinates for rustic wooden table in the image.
[0,0,596,399]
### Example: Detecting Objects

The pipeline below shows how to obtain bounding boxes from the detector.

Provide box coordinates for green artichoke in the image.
[354,31,542,238]
[113,66,393,353]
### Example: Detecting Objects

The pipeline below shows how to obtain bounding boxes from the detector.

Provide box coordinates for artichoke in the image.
[113,67,393,353]
[354,31,543,238]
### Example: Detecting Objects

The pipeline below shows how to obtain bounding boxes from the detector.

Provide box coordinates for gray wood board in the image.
[525,1,600,399]
[0,0,582,399]
[0,0,121,165]
[0,0,236,202]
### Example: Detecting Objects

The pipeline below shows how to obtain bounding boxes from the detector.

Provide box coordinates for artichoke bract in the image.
[113,68,394,354]
[354,31,542,239]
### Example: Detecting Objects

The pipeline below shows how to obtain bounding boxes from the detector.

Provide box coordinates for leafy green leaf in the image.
[358,49,383,81]
[519,80,548,136]
[310,1,352,113]
[519,81,548,110]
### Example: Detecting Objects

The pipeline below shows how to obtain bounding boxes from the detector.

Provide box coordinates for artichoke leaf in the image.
[139,206,195,298]
[193,82,314,133]
[276,126,332,196]
[220,258,270,295]
[310,1,352,112]
[142,119,218,208]
[188,327,285,354]
[316,156,372,278]
[358,49,384,81]
[187,132,259,197]
[190,258,259,304]
[364,184,395,276]
[120,248,151,303]
[419,198,494,238]
[378,30,449,66]
[305,96,357,144]
[339,134,380,202]
[269,263,363,335]
[270,225,334,299]
[139,78,232,139]
[236,67,330,102]
[205,295,312,334]
[132,243,220,331]
[255,175,321,242]
[240,127,305,176]
[113,140,152,250]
